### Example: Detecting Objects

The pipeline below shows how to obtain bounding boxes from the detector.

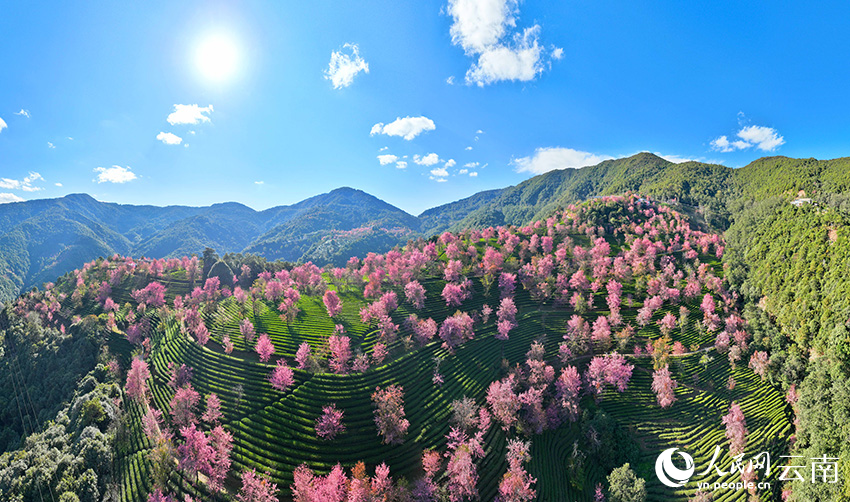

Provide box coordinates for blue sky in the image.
[2,1,850,214]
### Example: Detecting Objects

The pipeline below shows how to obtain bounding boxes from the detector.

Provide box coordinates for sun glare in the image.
[195,33,239,82]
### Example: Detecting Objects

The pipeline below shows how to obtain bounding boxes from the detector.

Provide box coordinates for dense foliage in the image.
[0,309,100,451]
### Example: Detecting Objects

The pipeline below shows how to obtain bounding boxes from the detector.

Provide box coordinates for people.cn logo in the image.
[655,448,695,488]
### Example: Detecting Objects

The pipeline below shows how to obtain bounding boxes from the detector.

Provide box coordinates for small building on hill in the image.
[791,197,813,206]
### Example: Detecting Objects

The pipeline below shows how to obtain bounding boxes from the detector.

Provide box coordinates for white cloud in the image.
[0,172,43,192]
[94,165,137,184]
[469,171,478,177]
[711,123,785,153]
[0,117,6,133]
[464,162,480,168]
[156,131,183,145]
[459,168,469,174]
[55,183,63,187]
[378,154,399,165]
[445,159,457,168]
[737,125,785,151]
[466,27,544,86]
[379,146,388,151]
[15,109,30,118]
[414,153,440,166]
[189,131,196,135]
[710,136,734,153]
[448,0,517,54]
[167,104,213,125]
[512,147,613,175]
[254,181,264,185]
[465,146,473,150]
[324,43,369,89]
[68,137,73,140]
[47,142,55,149]
[430,166,449,178]
[396,161,408,169]
[0,193,25,204]
[435,178,448,182]
[370,116,436,140]
[448,0,555,86]
[446,76,456,85]
[476,129,484,134]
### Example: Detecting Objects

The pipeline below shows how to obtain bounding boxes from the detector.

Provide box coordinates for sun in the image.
[195,33,239,82]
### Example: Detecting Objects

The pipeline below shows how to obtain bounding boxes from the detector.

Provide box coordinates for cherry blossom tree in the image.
[499,273,516,298]
[269,360,295,392]
[410,315,438,345]
[131,281,168,308]
[442,282,469,307]
[142,405,166,442]
[495,297,518,341]
[497,439,537,502]
[445,428,484,502]
[651,365,678,409]
[171,385,200,428]
[237,469,279,502]
[240,318,256,344]
[177,423,212,484]
[372,384,410,445]
[295,342,313,370]
[328,335,352,374]
[659,313,677,337]
[323,290,343,318]
[722,402,748,455]
[201,393,223,426]
[748,351,769,380]
[147,489,175,502]
[519,386,547,434]
[555,366,582,421]
[592,316,612,349]
[486,375,521,431]
[585,353,634,400]
[126,357,151,402]
[255,333,275,362]
[405,280,427,310]
[315,404,346,440]
[415,450,442,501]
[167,362,193,389]
[372,342,389,365]
[208,425,233,491]
[439,311,475,351]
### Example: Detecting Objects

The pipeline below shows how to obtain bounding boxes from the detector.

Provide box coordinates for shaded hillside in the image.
[0,188,419,301]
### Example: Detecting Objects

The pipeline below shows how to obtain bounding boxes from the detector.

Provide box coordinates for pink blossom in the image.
[269,360,295,392]
[315,404,346,440]
[255,333,275,362]
[651,365,678,409]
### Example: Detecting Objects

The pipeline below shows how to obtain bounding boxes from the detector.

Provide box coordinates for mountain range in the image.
[2,152,850,301]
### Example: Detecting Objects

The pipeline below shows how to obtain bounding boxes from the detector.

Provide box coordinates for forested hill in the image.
[3,153,850,302]
[419,153,850,234]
